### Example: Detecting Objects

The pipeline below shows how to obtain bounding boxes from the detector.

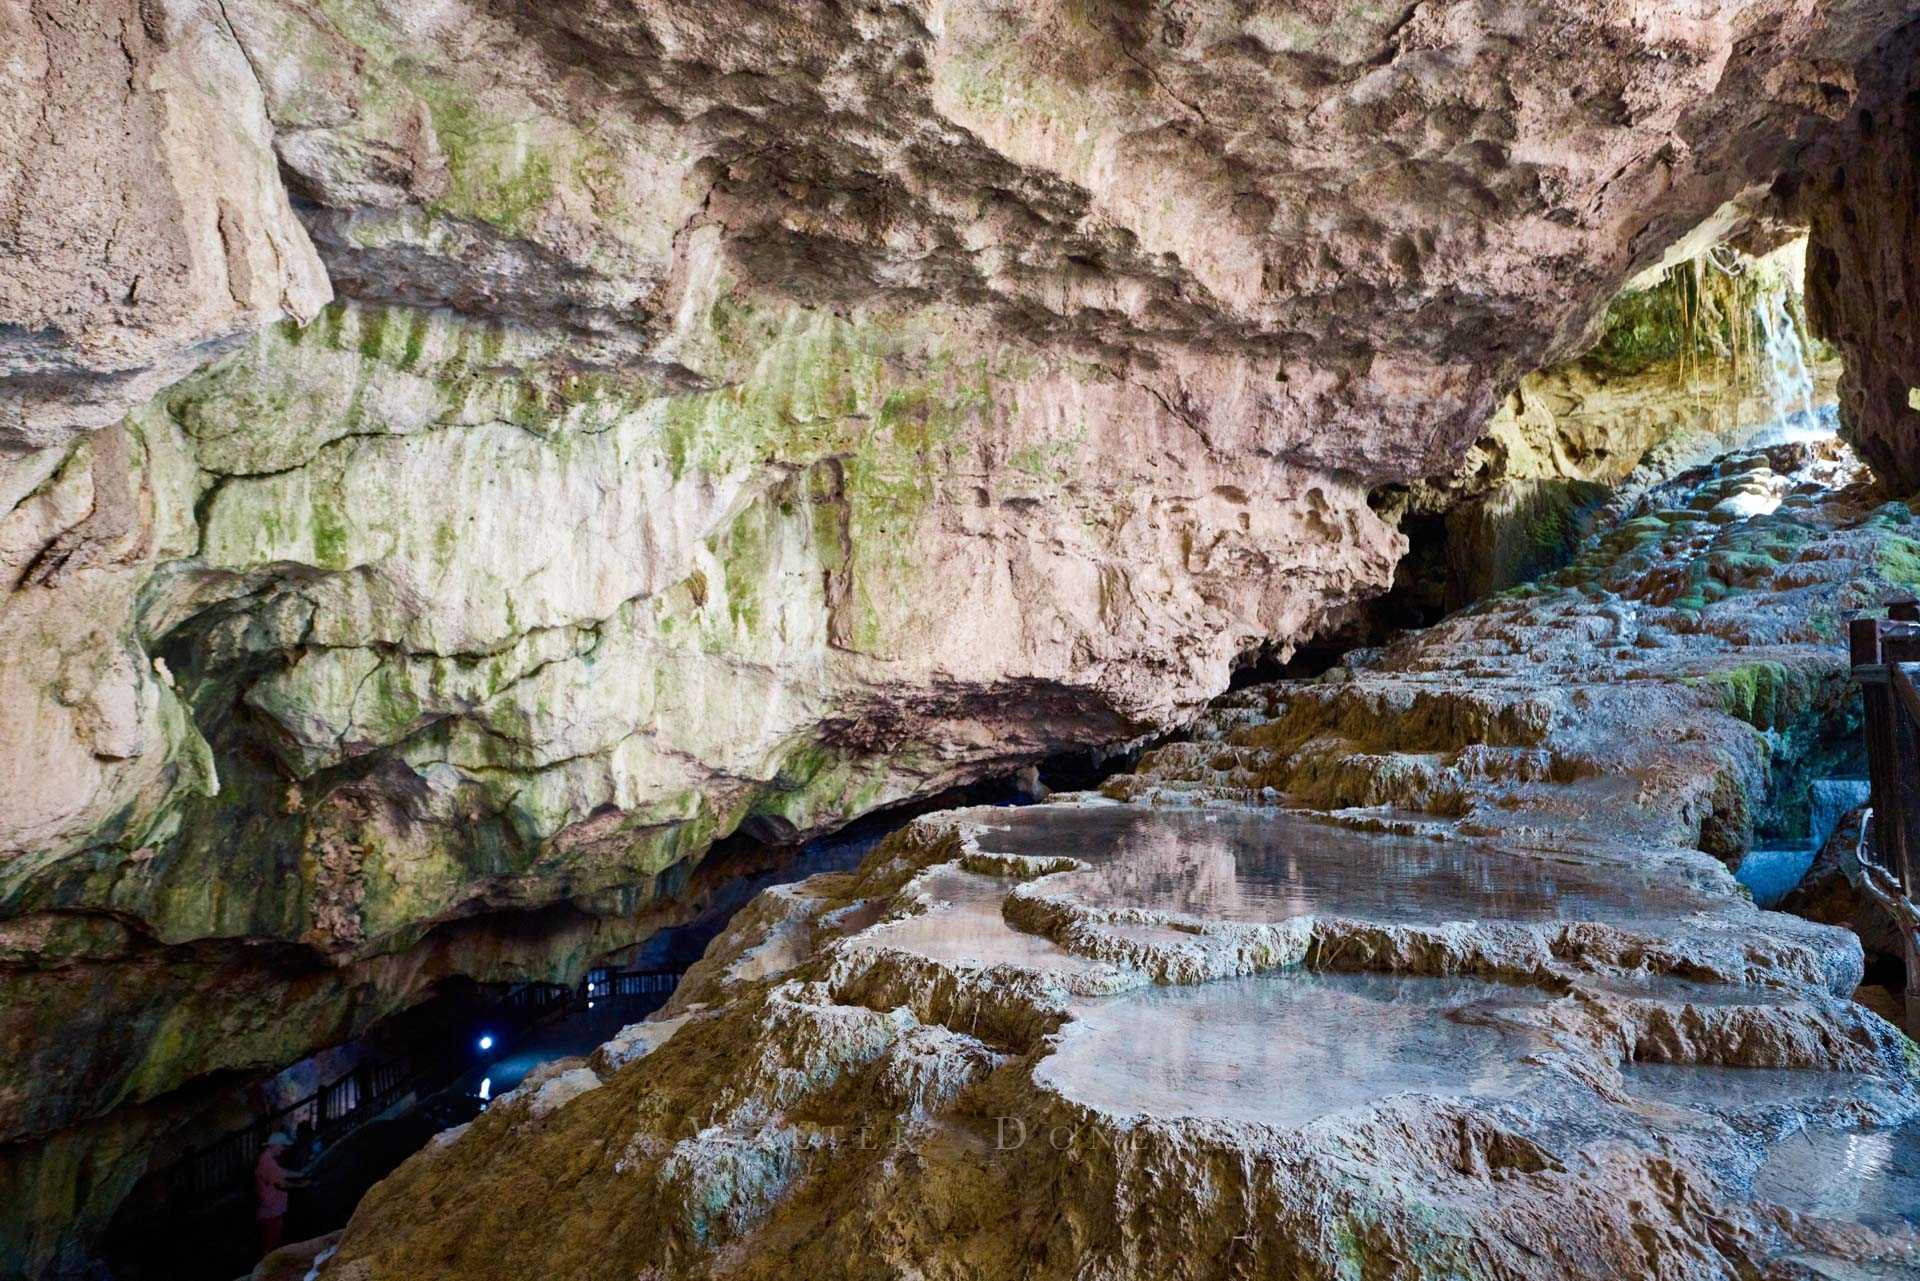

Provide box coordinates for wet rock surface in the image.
[10,0,1920,1272]
[1808,24,1920,493]
[1382,239,1844,615]
[315,457,1920,1281]
[313,802,1920,1280]
[1115,439,1888,862]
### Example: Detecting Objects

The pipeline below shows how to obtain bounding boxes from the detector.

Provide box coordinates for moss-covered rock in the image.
[0,261,1405,1275]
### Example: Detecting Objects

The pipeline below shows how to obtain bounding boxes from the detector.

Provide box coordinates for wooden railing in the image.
[166,967,682,1204]
[1848,609,1920,1032]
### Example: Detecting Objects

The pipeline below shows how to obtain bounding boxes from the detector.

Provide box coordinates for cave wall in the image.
[1807,23,1920,491]
[6,0,1920,1272]
[0,0,329,448]
[1,278,1409,1272]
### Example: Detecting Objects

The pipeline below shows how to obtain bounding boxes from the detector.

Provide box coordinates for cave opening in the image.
[57,226,1914,1281]
[159,229,1919,1280]
[15,9,1920,1280]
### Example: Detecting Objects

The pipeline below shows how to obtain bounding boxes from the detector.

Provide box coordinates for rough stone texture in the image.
[0,0,330,449]
[0,282,1400,1188]
[9,0,1920,1273]
[1386,241,1843,613]
[206,0,1900,458]
[1807,22,1920,491]
[0,786,821,1277]
[300,451,1920,1281]
[320,822,1919,1280]
[247,1232,341,1281]
[1118,442,1891,857]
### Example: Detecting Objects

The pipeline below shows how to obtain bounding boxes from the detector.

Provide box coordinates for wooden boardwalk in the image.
[1848,611,1920,1031]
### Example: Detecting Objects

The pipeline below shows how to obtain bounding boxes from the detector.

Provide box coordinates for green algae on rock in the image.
[0,283,1399,1275]
[8,0,1920,1273]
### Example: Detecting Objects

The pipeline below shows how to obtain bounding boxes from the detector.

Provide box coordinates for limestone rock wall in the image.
[0,0,330,449]
[6,282,1398,962]
[6,0,1920,1272]
[307,453,1920,1281]
[0,277,1403,1272]
[1807,24,1920,491]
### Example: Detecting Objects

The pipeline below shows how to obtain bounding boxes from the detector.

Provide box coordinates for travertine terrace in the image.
[9,2,1920,1277]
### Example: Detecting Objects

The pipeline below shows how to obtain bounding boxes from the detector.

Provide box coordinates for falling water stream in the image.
[1737,778,1872,908]
[1700,268,1865,907]
[1750,286,1830,446]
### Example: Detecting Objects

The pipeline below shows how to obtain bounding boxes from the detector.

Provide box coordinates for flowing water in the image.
[1752,287,1827,445]
[862,800,1920,1268]
[1737,778,1872,908]
[1754,1118,1920,1238]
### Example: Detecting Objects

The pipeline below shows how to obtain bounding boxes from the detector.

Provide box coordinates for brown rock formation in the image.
[1381,239,1842,618]
[220,0,1903,473]
[1808,23,1920,490]
[0,0,330,448]
[312,440,1920,1281]
[7,1,1920,1273]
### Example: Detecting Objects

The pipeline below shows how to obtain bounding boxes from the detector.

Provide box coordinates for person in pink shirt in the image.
[254,1132,298,1256]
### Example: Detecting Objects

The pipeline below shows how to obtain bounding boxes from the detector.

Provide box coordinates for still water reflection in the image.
[1036,972,1552,1127]
[1754,1118,1920,1237]
[974,805,1722,925]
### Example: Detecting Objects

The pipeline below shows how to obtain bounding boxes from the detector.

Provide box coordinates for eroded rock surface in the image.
[1120,440,1893,866]
[1386,240,1843,613]
[10,0,1920,1272]
[314,458,1920,1280]
[1808,22,1920,491]
[0,0,329,448]
[315,808,1920,1280]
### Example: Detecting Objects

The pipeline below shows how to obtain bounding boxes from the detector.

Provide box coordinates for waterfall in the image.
[1751,288,1827,443]
[1735,776,1871,908]
[1808,777,1872,853]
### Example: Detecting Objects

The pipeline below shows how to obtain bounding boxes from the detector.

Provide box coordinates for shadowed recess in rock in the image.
[1738,777,1873,907]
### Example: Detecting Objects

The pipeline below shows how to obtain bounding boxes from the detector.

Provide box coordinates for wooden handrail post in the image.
[1853,617,1895,875]
[1882,631,1920,900]
[1853,610,1920,1034]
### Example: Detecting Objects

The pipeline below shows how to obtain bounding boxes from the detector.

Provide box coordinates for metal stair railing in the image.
[164,971,667,1205]
[164,966,687,1206]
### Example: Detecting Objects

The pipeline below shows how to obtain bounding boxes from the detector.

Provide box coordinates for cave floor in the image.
[289,437,1920,1279]
[320,790,1920,1280]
